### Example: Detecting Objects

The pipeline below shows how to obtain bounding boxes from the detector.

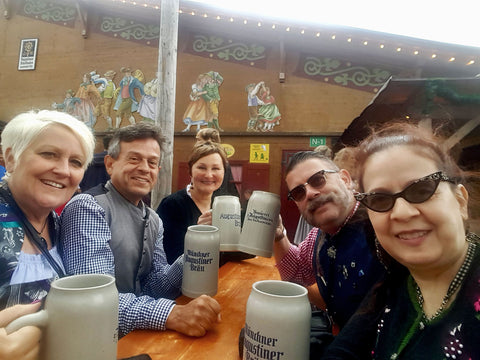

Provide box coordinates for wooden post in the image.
[151,0,179,211]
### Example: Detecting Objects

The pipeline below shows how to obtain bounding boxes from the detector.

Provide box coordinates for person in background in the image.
[79,133,112,192]
[0,303,42,360]
[332,146,358,190]
[61,122,220,338]
[193,129,253,263]
[322,122,480,359]
[157,141,227,264]
[293,145,333,245]
[0,110,95,309]
[274,151,384,330]
[195,128,239,198]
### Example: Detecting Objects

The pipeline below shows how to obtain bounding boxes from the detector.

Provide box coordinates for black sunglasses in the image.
[288,169,338,202]
[354,171,455,212]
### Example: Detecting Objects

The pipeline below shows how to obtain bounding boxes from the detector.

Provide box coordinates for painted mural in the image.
[96,70,117,128]
[52,67,149,130]
[182,71,224,132]
[138,78,158,122]
[246,81,282,132]
[113,67,145,128]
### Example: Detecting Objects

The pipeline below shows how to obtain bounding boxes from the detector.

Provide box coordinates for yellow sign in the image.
[249,144,269,163]
[221,143,235,158]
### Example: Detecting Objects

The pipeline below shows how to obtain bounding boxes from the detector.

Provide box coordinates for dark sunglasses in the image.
[354,171,455,212]
[288,169,338,201]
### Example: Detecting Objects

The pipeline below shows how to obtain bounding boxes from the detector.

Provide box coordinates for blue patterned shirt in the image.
[59,188,184,337]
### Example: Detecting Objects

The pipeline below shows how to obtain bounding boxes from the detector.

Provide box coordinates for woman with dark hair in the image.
[322,122,480,359]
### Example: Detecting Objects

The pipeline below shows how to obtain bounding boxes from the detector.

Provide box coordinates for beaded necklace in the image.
[388,237,477,360]
[414,240,476,322]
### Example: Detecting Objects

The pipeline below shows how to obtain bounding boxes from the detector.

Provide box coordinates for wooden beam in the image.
[444,115,480,150]
[279,38,286,83]
[151,0,180,210]
[2,0,11,19]
[76,0,88,38]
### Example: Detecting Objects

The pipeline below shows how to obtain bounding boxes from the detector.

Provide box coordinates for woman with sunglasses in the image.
[322,122,479,359]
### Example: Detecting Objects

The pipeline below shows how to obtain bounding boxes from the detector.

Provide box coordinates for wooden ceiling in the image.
[335,77,480,167]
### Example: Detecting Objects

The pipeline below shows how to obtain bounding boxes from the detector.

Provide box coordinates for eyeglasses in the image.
[354,171,455,212]
[288,170,338,201]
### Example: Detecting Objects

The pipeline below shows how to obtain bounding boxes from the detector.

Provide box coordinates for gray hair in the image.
[1,110,95,173]
[286,151,339,176]
[108,122,165,160]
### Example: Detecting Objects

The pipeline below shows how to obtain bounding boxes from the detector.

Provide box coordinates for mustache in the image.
[307,194,334,212]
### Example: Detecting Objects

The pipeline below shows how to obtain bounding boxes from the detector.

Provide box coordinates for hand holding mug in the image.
[274,214,286,242]
[197,209,212,225]
[0,303,42,360]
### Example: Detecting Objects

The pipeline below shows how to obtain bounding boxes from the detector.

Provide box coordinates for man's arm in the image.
[142,213,221,337]
[273,216,317,286]
[60,195,220,337]
[142,217,183,299]
[60,195,176,337]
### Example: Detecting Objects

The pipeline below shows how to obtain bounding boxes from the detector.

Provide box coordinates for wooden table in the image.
[117,256,280,360]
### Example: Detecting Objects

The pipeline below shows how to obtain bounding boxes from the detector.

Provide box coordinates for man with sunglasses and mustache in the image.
[273,151,385,336]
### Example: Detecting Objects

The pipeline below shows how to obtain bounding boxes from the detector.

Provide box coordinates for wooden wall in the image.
[0,10,374,197]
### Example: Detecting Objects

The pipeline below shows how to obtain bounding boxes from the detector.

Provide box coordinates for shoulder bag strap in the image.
[0,187,66,278]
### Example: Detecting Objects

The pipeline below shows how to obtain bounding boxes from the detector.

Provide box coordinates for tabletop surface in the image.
[117,256,280,360]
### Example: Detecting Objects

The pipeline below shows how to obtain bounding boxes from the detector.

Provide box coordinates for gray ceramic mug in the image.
[182,224,220,298]
[243,280,311,360]
[6,273,119,360]
[238,191,280,257]
[212,195,241,251]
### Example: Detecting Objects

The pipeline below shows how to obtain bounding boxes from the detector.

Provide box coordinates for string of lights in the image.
[104,0,478,68]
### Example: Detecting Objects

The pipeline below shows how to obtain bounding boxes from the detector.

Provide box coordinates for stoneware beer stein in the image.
[212,195,241,251]
[243,280,311,360]
[6,273,119,360]
[182,224,220,298]
[238,191,280,257]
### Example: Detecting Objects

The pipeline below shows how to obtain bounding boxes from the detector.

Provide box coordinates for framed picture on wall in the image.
[18,38,38,71]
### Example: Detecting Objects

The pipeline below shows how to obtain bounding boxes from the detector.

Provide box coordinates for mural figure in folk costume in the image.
[113,67,145,128]
[245,81,264,132]
[52,89,80,116]
[202,71,224,131]
[73,72,102,129]
[138,78,159,123]
[95,70,117,129]
[257,83,281,131]
[182,73,211,132]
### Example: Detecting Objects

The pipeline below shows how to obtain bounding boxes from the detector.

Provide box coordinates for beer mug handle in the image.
[5,309,48,334]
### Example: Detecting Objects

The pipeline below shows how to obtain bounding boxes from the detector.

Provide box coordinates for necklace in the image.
[415,240,476,321]
[32,216,49,235]
[332,200,360,236]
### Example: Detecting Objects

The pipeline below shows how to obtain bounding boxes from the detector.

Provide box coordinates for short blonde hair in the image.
[2,110,95,172]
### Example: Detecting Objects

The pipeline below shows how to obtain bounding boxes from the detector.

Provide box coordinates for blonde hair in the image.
[2,110,95,173]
